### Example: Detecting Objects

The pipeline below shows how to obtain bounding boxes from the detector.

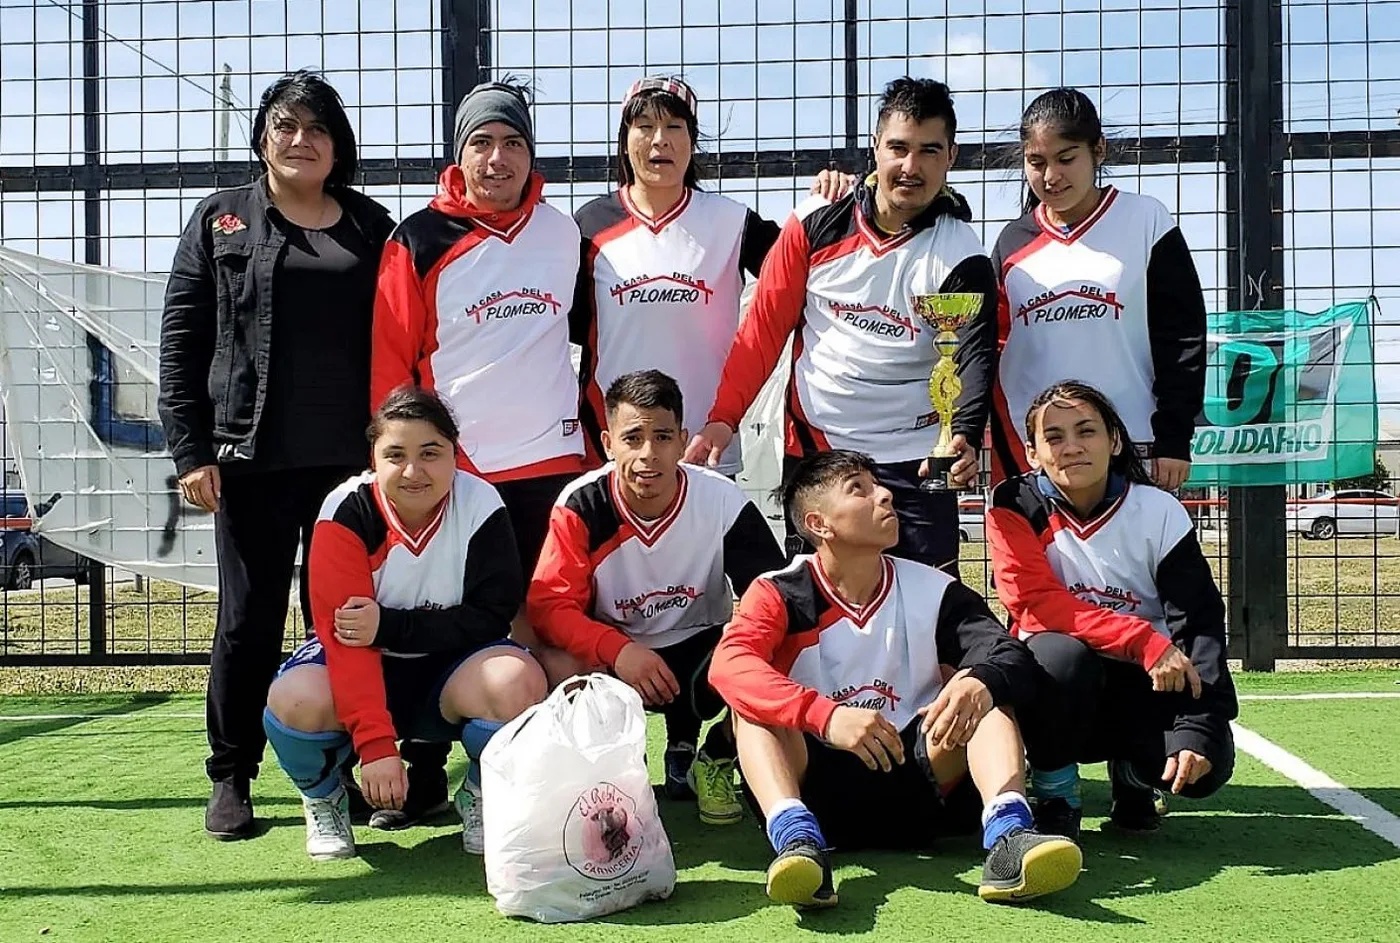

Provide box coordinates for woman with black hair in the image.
[988,88,1208,492]
[985,380,1236,843]
[573,76,850,475]
[158,70,396,839]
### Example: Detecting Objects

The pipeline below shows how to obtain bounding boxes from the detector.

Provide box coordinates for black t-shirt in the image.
[245,213,378,473]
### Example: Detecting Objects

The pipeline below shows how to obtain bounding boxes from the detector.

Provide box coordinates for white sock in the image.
[767,797,808,819]
[981,790,1032,828]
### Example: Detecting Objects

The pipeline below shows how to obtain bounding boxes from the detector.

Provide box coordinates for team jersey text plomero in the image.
[372,169,584,482]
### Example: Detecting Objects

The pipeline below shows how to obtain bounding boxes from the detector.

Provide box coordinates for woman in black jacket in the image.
[158,70,395,839]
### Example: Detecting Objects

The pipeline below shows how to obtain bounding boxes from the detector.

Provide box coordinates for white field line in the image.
[1238,692,1400,701]
[1232,721,1400,851]
[0,711,203,721]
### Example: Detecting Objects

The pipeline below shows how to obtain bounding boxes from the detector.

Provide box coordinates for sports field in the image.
[3,670,1399,942]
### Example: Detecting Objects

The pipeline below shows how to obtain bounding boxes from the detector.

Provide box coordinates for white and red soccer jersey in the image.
[527,462,785,666]
[308,469,522,764]
[706,180,998,464]
[574,188,779,474]
[985,470,1237,756]
[990,187,1207,481]
[372,168,584,483]
[709,553,1034,737]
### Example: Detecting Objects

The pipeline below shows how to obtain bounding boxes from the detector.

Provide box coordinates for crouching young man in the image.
[708,450,1081,907]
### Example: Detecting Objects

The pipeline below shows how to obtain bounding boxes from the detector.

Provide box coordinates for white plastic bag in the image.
[481,673,676,923]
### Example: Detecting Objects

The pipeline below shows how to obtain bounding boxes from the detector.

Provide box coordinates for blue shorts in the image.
[278,637,524,744]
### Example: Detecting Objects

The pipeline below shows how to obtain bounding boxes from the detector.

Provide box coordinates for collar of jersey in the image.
[1034,186,1118,243]
[852,176,973,254]
[609,465,688,546]
[1036,468,1128,528]
[811,553,894,628]
[372,481,450,556]
[429,166,544,241]
[620,185,693,234]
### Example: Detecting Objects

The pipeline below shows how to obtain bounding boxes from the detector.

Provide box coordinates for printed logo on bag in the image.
[564,782,645,881]
[609,272,714,306]
[464,287,562,324]
[830,679,902,712]
[1067,581,1143,613]
[1015,283,1124,326]
[615,585,703,620]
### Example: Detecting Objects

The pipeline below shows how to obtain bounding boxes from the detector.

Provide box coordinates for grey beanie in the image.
[454,82,535,163]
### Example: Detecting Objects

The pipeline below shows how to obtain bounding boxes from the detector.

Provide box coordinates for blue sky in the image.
[0,0,1397,421]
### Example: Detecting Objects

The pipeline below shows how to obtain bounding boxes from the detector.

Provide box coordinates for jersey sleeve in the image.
[374,506,522,653]
[985,502,1173,669]
[370,234,428,410]
[738,208,782,278]
[936,253,999,450]
[307,519,398,765]
[933,580,1037,709]
[526,504,633,668]
[709,578,840,737]
[1145,223,1208,461]
[721,500,787,597]
[707,214,811,430]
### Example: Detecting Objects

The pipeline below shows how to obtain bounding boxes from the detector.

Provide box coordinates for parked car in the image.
[958,494,985,543]
[1285,489,1399,539]
[0,490,92,590]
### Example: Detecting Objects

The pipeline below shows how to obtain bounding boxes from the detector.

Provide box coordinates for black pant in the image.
[207,465,358,783]
[783,456,960,572]
[1020,633,1234,799]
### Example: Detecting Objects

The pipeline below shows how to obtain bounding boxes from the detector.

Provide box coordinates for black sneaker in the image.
[978,827,1082,903]
[205,777,254,840]
[368,767,450,830]
[664,742,697,801]
[1108,787,1162,831]
[766,838,838,908]
[1033,797,1083,845]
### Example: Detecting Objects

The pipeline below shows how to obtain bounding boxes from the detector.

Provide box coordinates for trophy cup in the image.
[909,292,984,492]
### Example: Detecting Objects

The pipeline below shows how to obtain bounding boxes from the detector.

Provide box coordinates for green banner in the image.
[1186,301,1376,486]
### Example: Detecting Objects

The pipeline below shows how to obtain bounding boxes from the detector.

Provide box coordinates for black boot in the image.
[205,776,254,840]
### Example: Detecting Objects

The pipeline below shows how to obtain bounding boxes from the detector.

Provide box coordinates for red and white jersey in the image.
[575,188,776,474]
[527,462,785,665]
[990,188,1207,480]
[708,182,998,463]
[308,468,522,765]
[372,169,584,483]
[710,553,1033,738]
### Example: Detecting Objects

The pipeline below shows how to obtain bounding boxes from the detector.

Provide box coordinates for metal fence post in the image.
[1224,0,1287,670]
[441,0,492,164]
[81,0,108,658]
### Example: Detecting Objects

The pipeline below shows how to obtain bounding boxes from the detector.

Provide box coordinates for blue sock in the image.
[1029,764,1082,810]
[461,718,504,789]
[262,707,352,799]
[981,792,1034,850]
[765,798,826,853]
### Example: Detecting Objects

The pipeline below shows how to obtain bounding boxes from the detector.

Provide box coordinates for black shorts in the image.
[743,721,981,852]
[278,638,522,743]
[783,456,959,572]
[495,472,575,577]
[651,625,726,723]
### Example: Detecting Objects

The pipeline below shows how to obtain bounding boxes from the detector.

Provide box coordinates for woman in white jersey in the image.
[989,89,1208,491]
[985,380,1236,844]
[572,76,850,474]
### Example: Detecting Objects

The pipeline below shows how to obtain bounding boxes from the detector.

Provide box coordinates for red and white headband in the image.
[622,76,698,114]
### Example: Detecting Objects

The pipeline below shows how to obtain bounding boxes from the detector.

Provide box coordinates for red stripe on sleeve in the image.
[370,238,428,411]
[526,505,633,668]
[709,578,839,737]
[307,519,398,764]
[985,505,1172,669]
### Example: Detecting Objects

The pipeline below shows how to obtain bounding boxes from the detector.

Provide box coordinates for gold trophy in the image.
[909,292,984,492]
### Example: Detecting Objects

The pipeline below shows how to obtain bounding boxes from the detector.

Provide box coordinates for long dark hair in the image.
[616,86,701,190]
[367,385,460,446]
[1016,87,1105,214]
[252,69,358,189]
[1023,380,1153,485]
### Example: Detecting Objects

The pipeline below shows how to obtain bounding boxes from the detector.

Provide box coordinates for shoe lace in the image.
[700,758,737,802]
[308,797,346,836]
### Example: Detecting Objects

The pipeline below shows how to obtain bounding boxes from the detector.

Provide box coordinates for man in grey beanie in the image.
[367,77,586,844]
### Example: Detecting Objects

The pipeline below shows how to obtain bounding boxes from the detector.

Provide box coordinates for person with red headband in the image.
[370,79,583,834]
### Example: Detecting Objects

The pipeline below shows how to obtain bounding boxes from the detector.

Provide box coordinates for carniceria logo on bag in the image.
[564,782,645,881]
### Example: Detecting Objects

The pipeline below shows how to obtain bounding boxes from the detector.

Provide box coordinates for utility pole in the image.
[217,64,233,161]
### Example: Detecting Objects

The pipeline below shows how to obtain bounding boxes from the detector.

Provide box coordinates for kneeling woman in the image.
[263,387,546,860]
[986,380,1236,840]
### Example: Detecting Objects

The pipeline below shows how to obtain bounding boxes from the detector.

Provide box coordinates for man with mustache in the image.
[685,78,997,575]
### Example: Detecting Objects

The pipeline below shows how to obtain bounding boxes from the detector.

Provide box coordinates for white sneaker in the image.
[454,781,484,855]
[303,786,356,861]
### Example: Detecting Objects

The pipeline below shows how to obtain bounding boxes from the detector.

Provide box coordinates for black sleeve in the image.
[936,254,999,451]
[569,234,594,347]
[1145,227,1208,461]
[934,580,1038,710]
[157,205,218,476]
[1155,529,1238,757]
[721,502,787,596]
[374,506,524,654]
[738,209,782,278]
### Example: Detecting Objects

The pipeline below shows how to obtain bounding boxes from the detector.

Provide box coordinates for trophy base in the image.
[919,454,963,493]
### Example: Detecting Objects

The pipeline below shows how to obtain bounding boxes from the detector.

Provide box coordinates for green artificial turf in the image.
[2,677,1399,942]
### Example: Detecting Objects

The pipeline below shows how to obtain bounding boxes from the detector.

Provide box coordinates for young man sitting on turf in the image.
[527,370,787,825]
[708,450,1082,907]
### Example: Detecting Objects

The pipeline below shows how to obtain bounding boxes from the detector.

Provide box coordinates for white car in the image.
[958,495,986,542]
[1285,489,1398,539]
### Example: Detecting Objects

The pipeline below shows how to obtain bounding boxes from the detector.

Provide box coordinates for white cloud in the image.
[925,32,1052,93]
